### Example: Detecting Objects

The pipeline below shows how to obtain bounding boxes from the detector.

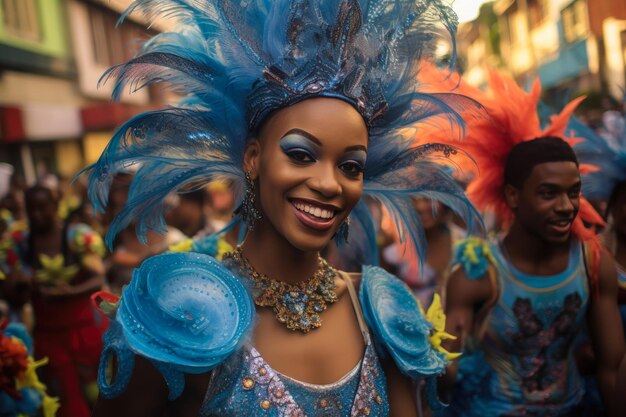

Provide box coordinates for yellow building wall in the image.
[55,140,84,178]
[83,132,112,166]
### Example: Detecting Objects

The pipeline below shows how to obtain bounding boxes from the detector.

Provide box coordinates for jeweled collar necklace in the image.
[222,247,338,333]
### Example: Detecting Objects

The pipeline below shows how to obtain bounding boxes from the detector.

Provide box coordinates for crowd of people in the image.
[0,171,238,416]
[1,0,626,416]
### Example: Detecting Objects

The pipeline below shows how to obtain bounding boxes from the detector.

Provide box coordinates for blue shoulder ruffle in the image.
[360,265,448,405]
[452,237,495,280]
[98,252,254,400]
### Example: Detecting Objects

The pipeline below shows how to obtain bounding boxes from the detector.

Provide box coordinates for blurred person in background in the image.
[105,174,184,294]
[382,197,463,307]
[573,98,626,336]
[165,188,210,238]
[1,185,107,417]
[0,173,27,225]
[206,180,236,231]
[0,171,32,330]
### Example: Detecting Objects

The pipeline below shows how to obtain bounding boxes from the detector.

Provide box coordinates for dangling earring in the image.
[334,216,351,244]
[235,171,262,230]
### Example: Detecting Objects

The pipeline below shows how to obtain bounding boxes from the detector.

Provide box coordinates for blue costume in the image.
[440,238,590,417]
[201,264,389,416]
[84,0,482,414]
[97,252,449,415]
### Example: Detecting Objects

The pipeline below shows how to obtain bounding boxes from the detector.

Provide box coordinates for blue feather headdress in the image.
[568,98,626,203]
[84,0,482,264]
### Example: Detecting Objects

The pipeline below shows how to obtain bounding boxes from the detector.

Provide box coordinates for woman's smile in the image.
[291,198,340,231]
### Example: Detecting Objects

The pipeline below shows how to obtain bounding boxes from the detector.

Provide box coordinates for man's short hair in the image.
[504,136,579,189]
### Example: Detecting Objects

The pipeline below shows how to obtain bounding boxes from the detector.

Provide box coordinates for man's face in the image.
[507,161,581,244]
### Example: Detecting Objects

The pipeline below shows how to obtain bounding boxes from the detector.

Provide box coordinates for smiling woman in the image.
[83,1,481,416]
[244,99,367,255]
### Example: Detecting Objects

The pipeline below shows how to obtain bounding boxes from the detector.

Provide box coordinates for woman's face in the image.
[245,98,368,252]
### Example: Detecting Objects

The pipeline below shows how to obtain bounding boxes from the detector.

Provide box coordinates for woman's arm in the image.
[386,361,418,417]
[92,356,169,417]
[92,355,212,417]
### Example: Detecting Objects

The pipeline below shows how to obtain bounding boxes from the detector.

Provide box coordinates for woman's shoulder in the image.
[358,265,455,373]
[338,270,362,289]
[94,251,254,401]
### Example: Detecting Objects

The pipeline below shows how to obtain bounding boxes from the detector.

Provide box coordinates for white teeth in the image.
[293,202,335,219]
[552,220,570,227]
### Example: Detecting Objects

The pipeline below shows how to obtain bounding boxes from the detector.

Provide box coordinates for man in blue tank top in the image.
[439,137,626,417]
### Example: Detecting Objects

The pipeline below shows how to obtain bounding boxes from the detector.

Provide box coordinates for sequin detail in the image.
[201,343,388,416]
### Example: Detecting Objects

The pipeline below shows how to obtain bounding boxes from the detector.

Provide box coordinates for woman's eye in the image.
[287,150,315,163]
[340,161,364,175]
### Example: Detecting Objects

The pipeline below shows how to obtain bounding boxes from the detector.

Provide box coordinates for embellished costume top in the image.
[94,248,452,415]
[201,269,388,417]
[440,238,589,417]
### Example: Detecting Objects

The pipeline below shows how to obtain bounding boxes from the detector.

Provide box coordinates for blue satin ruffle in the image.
[98,252,254,399]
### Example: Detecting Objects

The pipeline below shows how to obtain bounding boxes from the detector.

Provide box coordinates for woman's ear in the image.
[243,139,260,179]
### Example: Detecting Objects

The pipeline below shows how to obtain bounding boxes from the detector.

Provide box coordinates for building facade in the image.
[459,0,626,105]
[0,0,171,186]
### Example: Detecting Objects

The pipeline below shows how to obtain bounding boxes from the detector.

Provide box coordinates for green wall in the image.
[0,0,68,57]
[0,0,73,76]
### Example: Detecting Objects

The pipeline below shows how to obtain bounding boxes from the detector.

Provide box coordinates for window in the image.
[562,0,589,43]
[88,5,152,67]
[528,0,548,29]
[2,0,41,41]
[621,30,626,80]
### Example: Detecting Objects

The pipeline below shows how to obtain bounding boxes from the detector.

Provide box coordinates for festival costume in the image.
[85,0,481,414]
[419,69,606,416]
[201,267,388,416]
[2,224,107,417]
[439,238,590,417]
[0,322,59,417]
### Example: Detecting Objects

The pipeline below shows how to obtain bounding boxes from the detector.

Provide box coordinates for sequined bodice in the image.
[201,341,388,416]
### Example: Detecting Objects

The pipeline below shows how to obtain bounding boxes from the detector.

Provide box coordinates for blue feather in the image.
[83,0,482,276]
[542,97,626,202]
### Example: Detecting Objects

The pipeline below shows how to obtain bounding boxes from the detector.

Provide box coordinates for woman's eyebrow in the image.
[282,129,367,153]
[344,145,367,152]
[282,128,322,146]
